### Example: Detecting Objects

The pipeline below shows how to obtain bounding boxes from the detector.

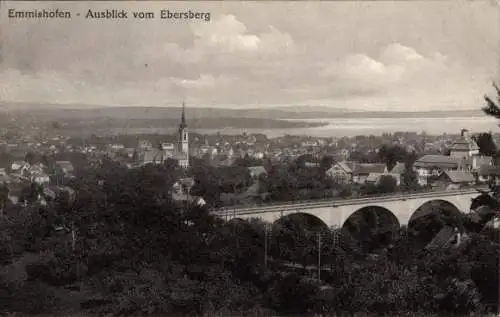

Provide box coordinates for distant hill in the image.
[0,101,486,120]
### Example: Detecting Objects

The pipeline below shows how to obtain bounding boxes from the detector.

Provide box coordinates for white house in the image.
[11,161,29,173]
[33,173,50,186]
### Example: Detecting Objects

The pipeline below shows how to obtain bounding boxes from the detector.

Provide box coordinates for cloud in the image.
[380,43,424,64]
[190,15,294,55]
[317,43,470,99]
[0,1,497,111]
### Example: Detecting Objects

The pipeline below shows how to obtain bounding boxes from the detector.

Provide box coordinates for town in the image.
[2,102,500,316]
[1,103,500,210]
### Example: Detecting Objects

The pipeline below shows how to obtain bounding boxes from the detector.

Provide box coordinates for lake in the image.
[90,116,500,138]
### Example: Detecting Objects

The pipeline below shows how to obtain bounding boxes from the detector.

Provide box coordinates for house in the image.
[413,155,460,186]
[31,162,46,170]
[108,143,125,150]
[208,155,234,167]
[138,147,169,166]
[366,173,384,184]
[171,152,189,169]
[28,164,45,176]
[172,177,206,207]
[122,148,136,158]
[55,161,74,175]
[11,161,29,173]
[247,166,268,179]
[432,170,475,189]
[339,148,350,160]
[352,163,387,184]
[449,131,479,159]
[51,186,76,203]
[425,226,462,251]
[0,168,6,176]
[33,172,50,186]
[199,144,217,157]
[477,165,500,184]
[388,162,406,186]
[173,177,195,195]
[471,156,493,171]
[325,161,353,184]
[172,195,206,208]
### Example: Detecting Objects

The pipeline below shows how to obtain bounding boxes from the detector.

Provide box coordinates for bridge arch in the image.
[273,212,329,232]
[407,199,465,250]
[409,199,464,225]
[270,212,330,268]
[342,205,400,253]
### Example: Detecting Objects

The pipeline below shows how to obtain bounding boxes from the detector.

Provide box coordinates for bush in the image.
[2,280,58,314]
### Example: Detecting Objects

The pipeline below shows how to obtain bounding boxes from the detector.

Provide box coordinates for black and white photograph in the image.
[1,0,500,316]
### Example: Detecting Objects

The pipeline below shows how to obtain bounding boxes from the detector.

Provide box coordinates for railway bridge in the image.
[211,187,486,229]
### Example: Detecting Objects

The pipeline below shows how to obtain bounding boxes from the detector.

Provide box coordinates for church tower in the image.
[178,102,189,158]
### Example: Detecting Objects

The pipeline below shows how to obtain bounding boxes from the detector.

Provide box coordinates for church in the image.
[134,103,190,168]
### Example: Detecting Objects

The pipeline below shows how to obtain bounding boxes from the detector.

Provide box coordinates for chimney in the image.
[461,129,469,138]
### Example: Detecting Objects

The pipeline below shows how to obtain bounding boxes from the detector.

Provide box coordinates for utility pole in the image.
[318,231,321,280]
[497,218,500,316]
[264,224,269,269]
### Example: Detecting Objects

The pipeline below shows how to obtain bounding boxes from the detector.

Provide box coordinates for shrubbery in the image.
[0,162,499,316]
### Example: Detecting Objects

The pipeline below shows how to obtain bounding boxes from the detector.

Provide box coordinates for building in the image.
[55,161,75,177]
[172,177,195,196]
[352,163,387,184]
[449,129,480,159]
[175,102,189,168]
[413,155,460,186]
[33,172,50,186]
[247,166,268,179]
[478,165,500,184]
[388,162,406,186]
[325,161,353,184]
[11,161,29,173]
[425,226,463,251]
[433,170,475,189]
[135,103,190,168]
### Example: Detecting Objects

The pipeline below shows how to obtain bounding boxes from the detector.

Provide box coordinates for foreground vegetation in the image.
[0,160,499,317]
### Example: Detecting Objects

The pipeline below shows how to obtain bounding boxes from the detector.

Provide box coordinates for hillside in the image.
[0,102,485,120]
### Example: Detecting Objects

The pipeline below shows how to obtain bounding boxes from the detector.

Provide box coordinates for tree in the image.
[401,166,419,191]
[0,182,8,214]
[472,132,497,157]
[25,152,36,165]
[377,175,398,194]
[233,154,263,168]
[483,82,500,121]
[482,83,500,162]
[378,144,408,171]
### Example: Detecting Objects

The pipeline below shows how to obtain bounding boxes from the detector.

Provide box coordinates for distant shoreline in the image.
[0,102,485,120]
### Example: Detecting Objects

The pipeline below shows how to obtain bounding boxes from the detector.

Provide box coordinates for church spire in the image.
[180,102,187,129]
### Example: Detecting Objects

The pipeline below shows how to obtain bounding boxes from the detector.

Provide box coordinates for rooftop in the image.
[450,135,479,151]
[442,170,475,183]
[414,155,460,168]
[352,163,387,175]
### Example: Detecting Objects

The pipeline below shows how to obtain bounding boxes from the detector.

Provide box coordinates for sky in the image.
[1,0,499,111]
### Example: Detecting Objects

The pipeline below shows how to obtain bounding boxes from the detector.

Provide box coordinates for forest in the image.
[1,159,500,317]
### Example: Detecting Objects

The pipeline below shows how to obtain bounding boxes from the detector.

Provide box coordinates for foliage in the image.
[378,144,408,171]
[472,132,497,157]
[1,161,500,316]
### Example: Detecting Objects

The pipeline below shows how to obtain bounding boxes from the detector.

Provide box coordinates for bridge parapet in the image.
[212,186,487,216]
